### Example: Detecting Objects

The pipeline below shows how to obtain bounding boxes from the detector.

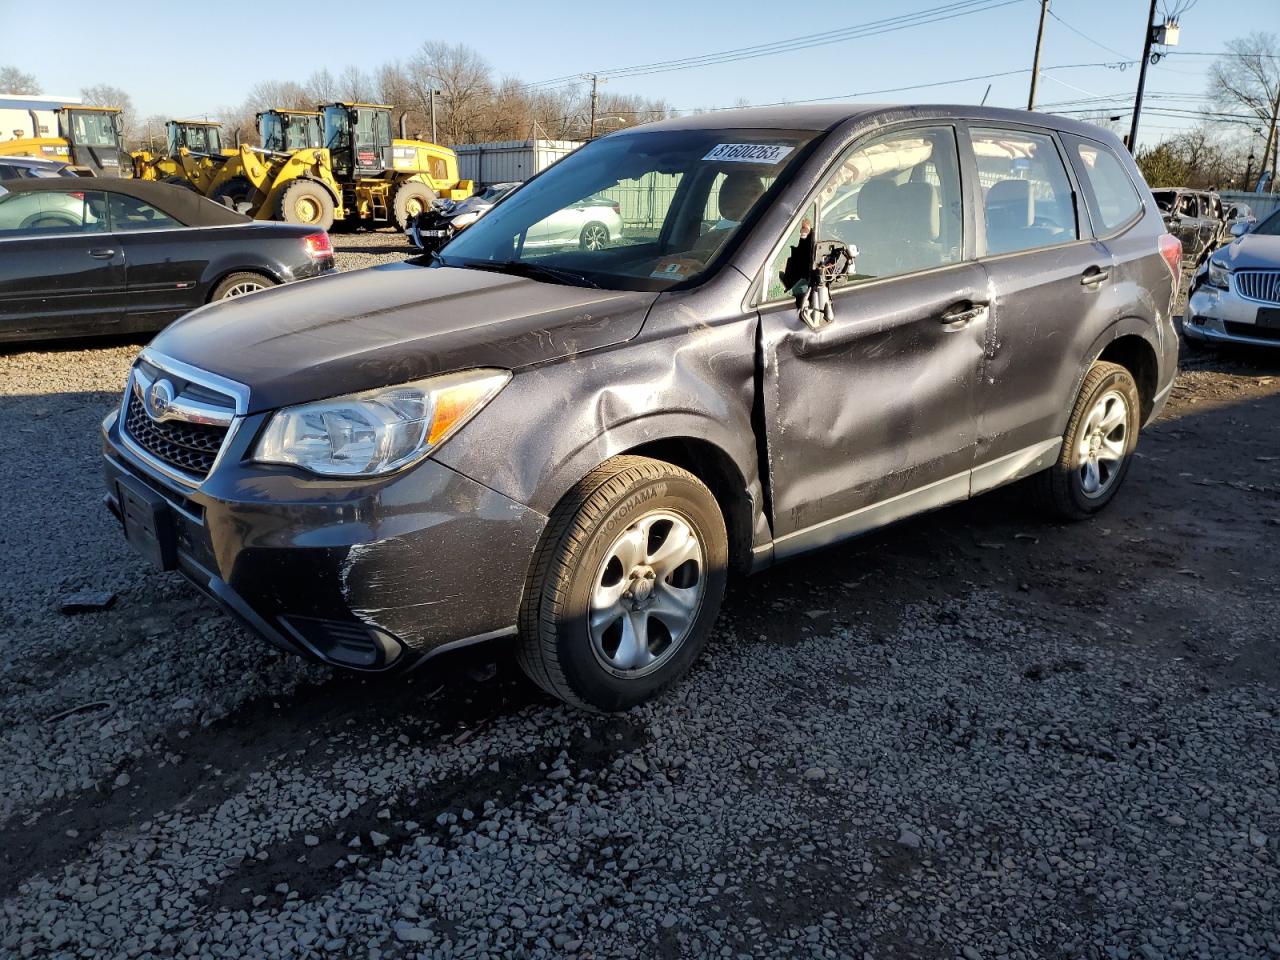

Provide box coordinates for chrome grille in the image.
[1234,270,1280,305]
[119,353,245,484]
[123,392,228,478]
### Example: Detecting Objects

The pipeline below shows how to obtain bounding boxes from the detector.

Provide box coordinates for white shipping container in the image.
[454,139,584,186]
[0,94,81,143]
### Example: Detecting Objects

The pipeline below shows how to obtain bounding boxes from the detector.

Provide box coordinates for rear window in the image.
[1072,141,1143,232]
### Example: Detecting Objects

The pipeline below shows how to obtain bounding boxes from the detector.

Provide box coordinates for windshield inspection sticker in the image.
[703,143,794,164]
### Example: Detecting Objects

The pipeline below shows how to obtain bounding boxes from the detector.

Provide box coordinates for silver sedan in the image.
[1186,210,1280,349]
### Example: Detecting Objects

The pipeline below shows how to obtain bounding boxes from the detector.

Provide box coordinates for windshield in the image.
[259,113,284,152]
[65,111,118,148]
[1252,209,1280,236]
[441,127,821,290]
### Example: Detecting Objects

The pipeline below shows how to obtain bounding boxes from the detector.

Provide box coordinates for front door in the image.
[964,124,1114,489]
[0,189,126,339]
[107,190,205,328]
[757,124,985,557]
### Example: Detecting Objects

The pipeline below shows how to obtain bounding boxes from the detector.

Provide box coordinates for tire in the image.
[277,179,335,231]
[1030,361,1141,521]
[392,181,436,232]
[517,455,728,712]
[210,176,256,213]
[209,271,276,302]
[579,221,610,251]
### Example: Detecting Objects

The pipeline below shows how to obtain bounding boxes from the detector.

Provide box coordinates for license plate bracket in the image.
[1256,307,1280,329]
[116,476,177,571]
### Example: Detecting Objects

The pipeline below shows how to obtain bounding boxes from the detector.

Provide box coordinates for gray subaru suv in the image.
[102,105,1180,711]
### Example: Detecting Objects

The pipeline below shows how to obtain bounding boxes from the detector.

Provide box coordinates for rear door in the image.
[0,189,126,339]
[758,124,987,554]
[964,124,1115,490]
[106,190,206,327]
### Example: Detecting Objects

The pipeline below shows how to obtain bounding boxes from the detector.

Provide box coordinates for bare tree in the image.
[337,65,372,104]
[243,80,309,112]
[80,83,136,143]
[407,42,494,145]
[1209,32,1280,182]
[1,65,40,94]
[304,69,337,105]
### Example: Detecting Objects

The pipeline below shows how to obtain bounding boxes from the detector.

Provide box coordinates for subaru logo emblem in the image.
[146,379,174,421]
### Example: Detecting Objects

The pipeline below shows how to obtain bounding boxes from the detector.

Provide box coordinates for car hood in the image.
[449,197,494,217]
[1217,233,1280,271]
[148,263,656,414]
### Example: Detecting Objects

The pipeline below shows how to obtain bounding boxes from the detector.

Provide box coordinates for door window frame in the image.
[959,120,1093,262]
[1060,133,1147,240]
[752,120,974,307]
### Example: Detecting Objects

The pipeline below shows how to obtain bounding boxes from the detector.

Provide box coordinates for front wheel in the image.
[1030,361,1140,520]
[518,456,728,712]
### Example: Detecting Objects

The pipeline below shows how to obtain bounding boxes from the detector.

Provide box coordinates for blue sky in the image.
[2,0,1271,149]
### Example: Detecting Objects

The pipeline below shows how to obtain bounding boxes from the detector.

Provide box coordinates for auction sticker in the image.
[650,257,703,281]
[703,143,794,164]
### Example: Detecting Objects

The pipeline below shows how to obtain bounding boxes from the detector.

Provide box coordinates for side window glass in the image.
[1178,194,1197,218]
[817,126,963,283]
[1071,140,1143,232]
[0,190,106,236]
[108,193,181,232]
[971,127,1078,255]
[764,202,816,302]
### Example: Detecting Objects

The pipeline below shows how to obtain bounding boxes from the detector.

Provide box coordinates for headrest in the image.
[986,179,1034,228]
[856,178,897,223]
[898,181,940,240]
[718,172,764,222]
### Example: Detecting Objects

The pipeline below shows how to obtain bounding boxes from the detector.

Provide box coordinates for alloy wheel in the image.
[223,281,266,299]
[588,511,705,677]
[581,223,609,250]
[1076,389,1129,498]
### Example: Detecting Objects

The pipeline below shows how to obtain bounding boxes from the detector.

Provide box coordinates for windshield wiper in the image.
[464,260,600,289]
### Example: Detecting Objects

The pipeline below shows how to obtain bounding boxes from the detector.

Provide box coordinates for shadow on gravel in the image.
[204,717,646,914]
[0,332,152,357]
[0,646,545,898]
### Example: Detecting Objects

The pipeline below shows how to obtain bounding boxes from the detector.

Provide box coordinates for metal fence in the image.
[599,173,683,237]
[1219,191,1280,221]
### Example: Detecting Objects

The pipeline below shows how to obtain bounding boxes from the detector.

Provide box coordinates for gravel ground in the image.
[0,250,1278,959]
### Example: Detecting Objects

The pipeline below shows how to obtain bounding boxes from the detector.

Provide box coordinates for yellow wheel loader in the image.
[131,120,232,192]
[317,101,473,231]
[0,105,126,175]
[192,103,471,232]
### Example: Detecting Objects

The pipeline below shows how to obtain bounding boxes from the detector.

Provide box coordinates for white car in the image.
[411,185,624,253]
[1186,210,1280,349]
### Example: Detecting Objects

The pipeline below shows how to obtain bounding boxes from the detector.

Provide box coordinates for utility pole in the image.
[1027,0,1049,110]
[428,88,438,144]
[588,74,599,139]
[1127,0,1159,153]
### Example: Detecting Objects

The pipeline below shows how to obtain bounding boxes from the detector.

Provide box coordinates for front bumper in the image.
[1186,283,1280,348]
[102,407,547,672]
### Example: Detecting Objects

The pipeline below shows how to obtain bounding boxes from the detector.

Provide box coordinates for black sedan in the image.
[0,178,335,343]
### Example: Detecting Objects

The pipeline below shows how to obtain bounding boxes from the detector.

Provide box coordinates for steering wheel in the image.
[21,213,79,229]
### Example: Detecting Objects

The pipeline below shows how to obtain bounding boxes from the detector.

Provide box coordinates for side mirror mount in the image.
[798,240,857,330]
[1230,221,1249,238]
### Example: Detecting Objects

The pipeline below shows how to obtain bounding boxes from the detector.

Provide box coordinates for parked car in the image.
[0,178,334,343]
[1186,209,1280,348]
[0,155,86,180]
[1151,187,1226,266]
[410,184,622,254]
[409,181,520,251]
[1226,200,1257,229]
[102,105,1178,712]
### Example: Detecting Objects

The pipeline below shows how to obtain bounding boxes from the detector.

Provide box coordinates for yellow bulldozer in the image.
[199,101,472,231]
[0,104,126,175]
[131,120,233,192]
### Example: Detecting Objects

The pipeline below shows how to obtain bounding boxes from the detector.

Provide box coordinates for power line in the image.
[523,0,1022,89]
[1045,6,1135,61]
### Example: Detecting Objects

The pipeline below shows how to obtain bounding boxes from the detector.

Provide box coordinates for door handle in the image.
[1081,265,1110,286]
[88,248,116,260]
[938,301,988,329]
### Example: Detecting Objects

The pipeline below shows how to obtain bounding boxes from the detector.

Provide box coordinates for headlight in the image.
[254,369,510,477]
[1207,257,1230,290]
[450,212,480,230]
